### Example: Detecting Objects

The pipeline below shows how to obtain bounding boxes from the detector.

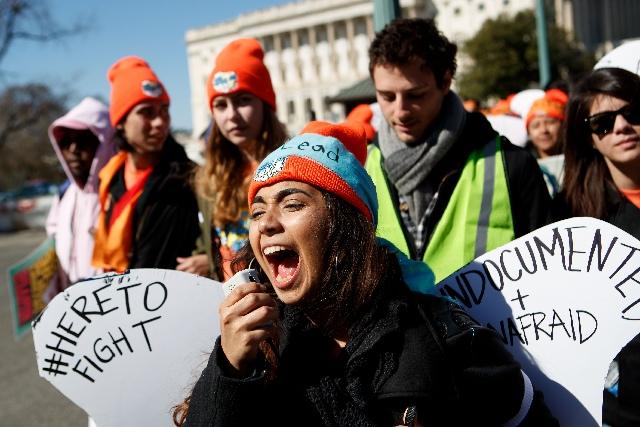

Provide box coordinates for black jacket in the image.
[184,281,558,426]
[554,187,640,427]
[105,136,199,269]
[375,112,553,259]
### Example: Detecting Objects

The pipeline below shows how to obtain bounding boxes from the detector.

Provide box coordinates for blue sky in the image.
[2,0,290,131]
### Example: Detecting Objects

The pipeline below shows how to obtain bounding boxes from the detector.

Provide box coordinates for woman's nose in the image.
[258,209,282,235]
[151,113,169,129]
[227,103,241,120]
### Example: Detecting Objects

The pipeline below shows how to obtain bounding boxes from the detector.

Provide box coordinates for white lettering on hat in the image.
[254,157,287,182]
[141,80,164,97]
[213,71,238,93]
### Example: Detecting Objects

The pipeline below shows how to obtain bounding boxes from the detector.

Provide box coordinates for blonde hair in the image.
[194,104,287,228]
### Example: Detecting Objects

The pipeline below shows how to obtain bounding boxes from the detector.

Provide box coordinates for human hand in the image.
[219,282,278,377]
[176,254,210,276]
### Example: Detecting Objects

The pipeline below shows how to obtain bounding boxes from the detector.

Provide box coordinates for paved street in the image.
[0,229,85,427]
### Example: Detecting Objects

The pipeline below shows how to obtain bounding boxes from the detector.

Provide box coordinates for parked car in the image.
[0,181,60,232]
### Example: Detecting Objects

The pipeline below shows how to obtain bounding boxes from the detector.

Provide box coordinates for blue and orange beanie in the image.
[248,121,377,224]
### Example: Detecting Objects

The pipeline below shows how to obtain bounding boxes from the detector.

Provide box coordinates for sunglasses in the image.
[59,130,99,150]
[585,103,640,138]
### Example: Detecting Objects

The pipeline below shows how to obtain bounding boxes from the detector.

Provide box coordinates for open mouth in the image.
[263,245,300,288]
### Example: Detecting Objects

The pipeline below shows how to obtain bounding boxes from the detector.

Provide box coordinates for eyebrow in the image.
[252,188,312,205]
[376,85,428,95]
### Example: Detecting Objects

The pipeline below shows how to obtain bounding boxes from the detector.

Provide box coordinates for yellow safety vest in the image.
[365,137,514,282]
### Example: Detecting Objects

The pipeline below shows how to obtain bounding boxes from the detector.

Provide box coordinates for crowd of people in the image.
[42,16,640,427]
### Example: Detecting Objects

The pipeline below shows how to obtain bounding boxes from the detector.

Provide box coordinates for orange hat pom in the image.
[207,38,276,111]
[300,121,368,165]
[344,104,376,141]
[107,56,170,126]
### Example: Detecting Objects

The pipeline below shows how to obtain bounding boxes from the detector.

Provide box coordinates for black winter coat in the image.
[104,136,199,269]
[184,281,558,426]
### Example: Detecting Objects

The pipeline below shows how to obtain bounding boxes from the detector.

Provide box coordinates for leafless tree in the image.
[0,83,67,188]
[0,0,85,68]
[0,0,86,164]
[0,83,66,148]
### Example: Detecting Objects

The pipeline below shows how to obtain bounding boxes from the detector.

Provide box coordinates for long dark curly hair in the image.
[172,190,402,425]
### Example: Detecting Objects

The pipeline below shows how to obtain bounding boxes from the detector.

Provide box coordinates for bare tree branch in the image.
[0,83,67,151]
[0,0,86,67]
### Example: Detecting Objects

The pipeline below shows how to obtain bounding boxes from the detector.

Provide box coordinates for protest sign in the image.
[8,236,59,338]
[32,269,224,427]
[436,217,640,426]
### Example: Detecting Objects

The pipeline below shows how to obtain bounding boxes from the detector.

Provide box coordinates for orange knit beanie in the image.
[107,56,170,126]
[207,38,276,111]
[526,89,568,128]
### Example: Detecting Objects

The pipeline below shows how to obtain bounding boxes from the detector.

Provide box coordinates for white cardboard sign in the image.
[32,269,223,427]
[436,217,640,426]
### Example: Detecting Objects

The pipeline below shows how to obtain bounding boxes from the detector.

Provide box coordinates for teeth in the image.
[263,245,289,255]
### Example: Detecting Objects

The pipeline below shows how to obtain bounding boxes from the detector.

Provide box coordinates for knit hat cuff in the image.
[526,100,565,128]
[248,156,373,222]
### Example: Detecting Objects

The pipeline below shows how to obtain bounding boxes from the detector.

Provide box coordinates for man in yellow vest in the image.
[366,18,552,282]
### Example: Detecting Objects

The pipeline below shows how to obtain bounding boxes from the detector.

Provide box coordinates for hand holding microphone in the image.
[219,269,277,377]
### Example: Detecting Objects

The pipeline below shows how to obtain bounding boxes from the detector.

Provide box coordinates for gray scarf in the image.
[378,92,467,225]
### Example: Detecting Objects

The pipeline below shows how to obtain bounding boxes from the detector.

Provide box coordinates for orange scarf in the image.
[92,152,153,272]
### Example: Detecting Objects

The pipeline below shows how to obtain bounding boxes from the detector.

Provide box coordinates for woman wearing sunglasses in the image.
[556,67,640,427]
[559,67,640,236]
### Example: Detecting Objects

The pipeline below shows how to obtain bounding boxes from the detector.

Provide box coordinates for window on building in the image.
[478,3,485,10]
[354,17,367,36]
[298,30,309,46]
[322,97,334,121]
[282,33,292,49]
[316,26,328,43]
[305,98,315,121]
[287,100,296,120]
[262,36,274,52]
[503,0,509,4]
[335,21,347,40]
[453,7,461,15]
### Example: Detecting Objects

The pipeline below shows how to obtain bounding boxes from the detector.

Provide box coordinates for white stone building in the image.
[184,0,590,136]
[185,0,438,136]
